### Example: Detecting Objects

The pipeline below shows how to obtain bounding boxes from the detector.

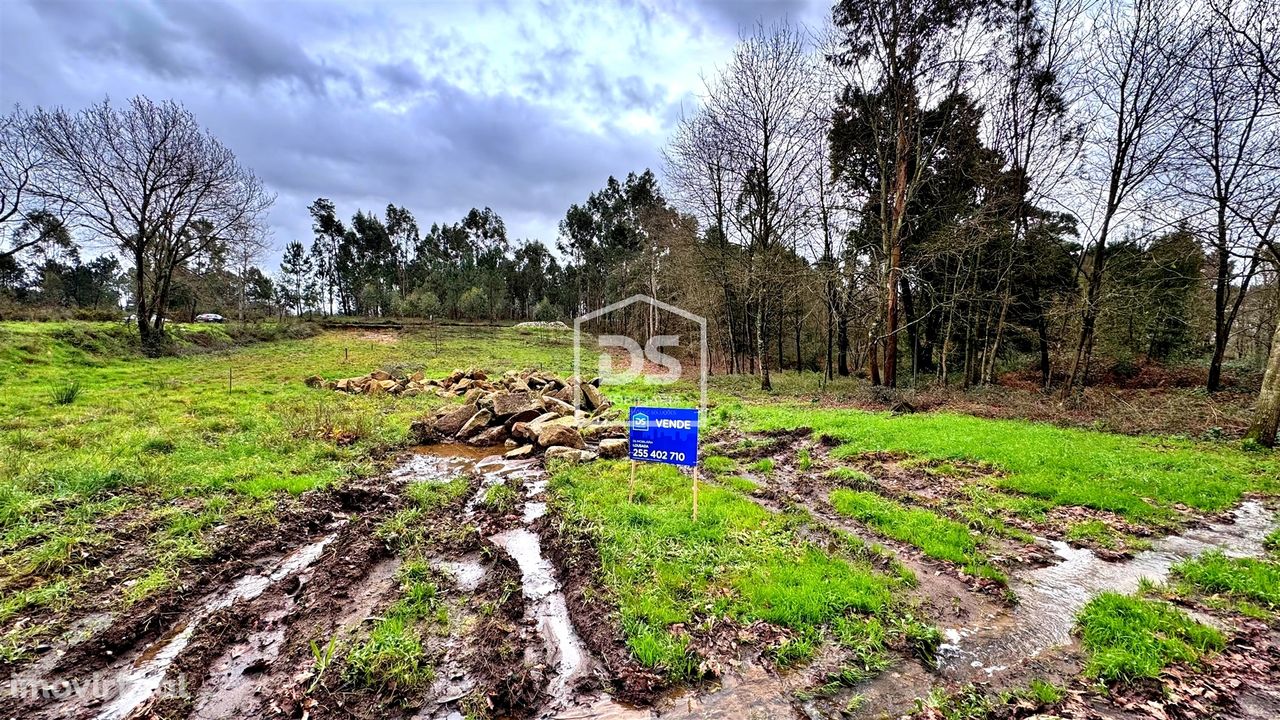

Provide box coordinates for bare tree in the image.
[28,97,272,351]
[1064,0,1198,391]
[227,220,272,322]
[1177,6,1279,391]
[667,24,819,390]
[0,107,67,261]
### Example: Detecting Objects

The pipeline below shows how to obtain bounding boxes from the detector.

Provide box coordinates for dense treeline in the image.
[617,0,1278,443]
[1,0,1276,443]
[280,201,571,322]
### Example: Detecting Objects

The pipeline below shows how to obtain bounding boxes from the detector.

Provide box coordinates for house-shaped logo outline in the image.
[573,294,708,427]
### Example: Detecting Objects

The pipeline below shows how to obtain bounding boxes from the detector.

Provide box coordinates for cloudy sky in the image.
[0,0,827,264]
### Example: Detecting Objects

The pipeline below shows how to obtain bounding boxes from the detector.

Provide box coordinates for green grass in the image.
[0,322,578,649]
[748,458,776,475]
[825,467,873,489]
[1076,592,1224,682]
[1171,551,1280,608]
[721,475,759,493]
[747,406,1278,523]
[49,380,81,405]
[1063,519,1150,552]
[482,482,519,514]
[407,476,471,510]
[830,489,1005,583]
[701,455,735,474]
[550,460,899,679]
[344,562,442,691]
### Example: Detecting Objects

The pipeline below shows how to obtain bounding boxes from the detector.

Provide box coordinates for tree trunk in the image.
[837,313,850,377]
[756,296,771,390]
[902,276,917,384]
[868,334,881,386]
[1037,312,1052,390]
[1247,319,1280,447]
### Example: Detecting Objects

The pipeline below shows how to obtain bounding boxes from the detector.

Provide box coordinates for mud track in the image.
[5,432,1276,720]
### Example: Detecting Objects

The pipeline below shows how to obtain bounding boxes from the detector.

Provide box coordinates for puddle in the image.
[440,555,486,592]
[92,531,341,720]
[654,663,807,720]
[491,527,588,703]
[938,500,1278,678]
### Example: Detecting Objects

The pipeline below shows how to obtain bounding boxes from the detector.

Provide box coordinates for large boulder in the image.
[409,417,440,443]
[524,412,561,436]
[458,410,494,439]
[433,403,479,437]
[469,425,508,446]
[492,391,538,419]
[511,422,535,442]
[537,425,585,449]
[581,382,606,410]
[504,444,535,459]
[598,438,628,459]
[371,370,392,381]
[505,408,542,426]
[581,421,626,440]
[543,397,576,416]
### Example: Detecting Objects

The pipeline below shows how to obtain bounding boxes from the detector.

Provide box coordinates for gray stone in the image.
[492,391,537,418]
[433,403,479,437]
[598,438,628,458]
[458,410,494,438]
[544,446,598,463]
[504,444,535,459]
[581,382,605,409]
[468,425,508,446]
[537,425,585,449]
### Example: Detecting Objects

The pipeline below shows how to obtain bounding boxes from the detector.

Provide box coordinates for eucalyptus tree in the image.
[829,0,994,387]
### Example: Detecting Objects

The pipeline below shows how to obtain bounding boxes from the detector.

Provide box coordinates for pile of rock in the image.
[305,368,440,397]
[409,369,626,463]
[306,367,628,462]
[513,320,570,330]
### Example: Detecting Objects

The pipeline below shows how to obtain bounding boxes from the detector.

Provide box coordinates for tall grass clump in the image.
[50,381,81,405]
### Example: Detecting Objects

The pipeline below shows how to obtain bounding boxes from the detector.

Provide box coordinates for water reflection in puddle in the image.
[938,500,1277,677]
[93,531,340,720]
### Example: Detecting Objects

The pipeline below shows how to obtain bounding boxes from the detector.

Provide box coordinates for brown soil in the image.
[4,422,1271,720]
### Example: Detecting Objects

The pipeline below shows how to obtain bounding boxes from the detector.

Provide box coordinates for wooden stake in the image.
[691,466,701,520]
[628,460,637,503]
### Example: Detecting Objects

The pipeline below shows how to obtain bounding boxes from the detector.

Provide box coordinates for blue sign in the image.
[628,406,699,467]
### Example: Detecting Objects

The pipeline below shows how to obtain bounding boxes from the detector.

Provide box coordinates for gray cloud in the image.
[0,0,823,264]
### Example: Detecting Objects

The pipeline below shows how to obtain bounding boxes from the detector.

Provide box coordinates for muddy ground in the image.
[2,433,1276,720]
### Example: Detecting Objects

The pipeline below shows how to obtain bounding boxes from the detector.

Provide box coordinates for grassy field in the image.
[0,321,576,656]
[746,405,1278,524]
[1,321,1277,707]
[549,459,915,678]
